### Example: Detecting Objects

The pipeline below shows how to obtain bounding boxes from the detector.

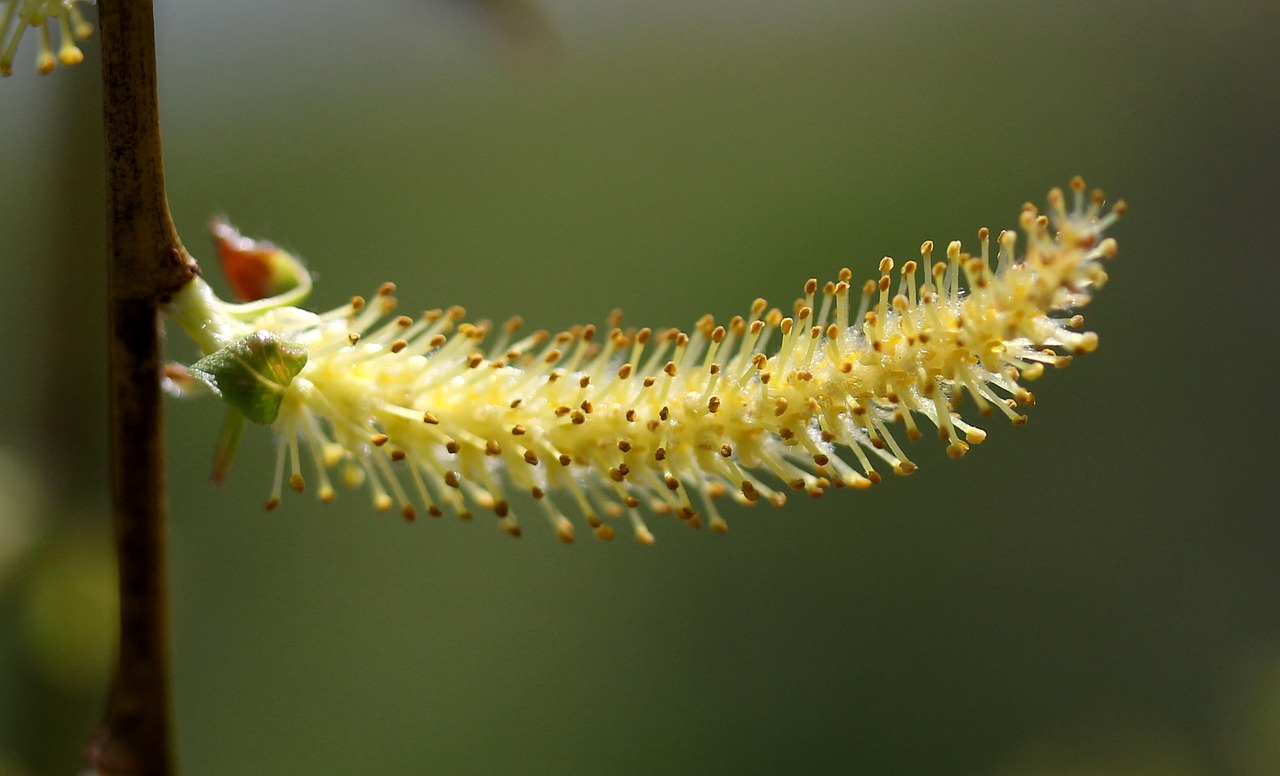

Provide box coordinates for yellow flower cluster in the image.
[169,179,1123,543]
[1,0,93,77]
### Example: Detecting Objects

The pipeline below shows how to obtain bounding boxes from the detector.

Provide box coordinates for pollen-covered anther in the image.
[341,463,365,488]
[631,520,655,546]
[554,518,575,543]
[592,524,615,541]
[1073,332,1099,354]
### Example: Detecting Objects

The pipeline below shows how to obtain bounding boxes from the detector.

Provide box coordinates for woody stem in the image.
[92,0,197,773]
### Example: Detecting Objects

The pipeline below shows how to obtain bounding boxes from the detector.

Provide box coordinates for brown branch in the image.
[90,0,197,773]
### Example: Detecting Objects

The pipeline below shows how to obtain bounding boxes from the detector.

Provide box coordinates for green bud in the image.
[188,331,308,425]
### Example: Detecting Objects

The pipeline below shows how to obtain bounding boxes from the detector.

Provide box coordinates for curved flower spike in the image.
[1,0,94,76]
[167,179,1124,543]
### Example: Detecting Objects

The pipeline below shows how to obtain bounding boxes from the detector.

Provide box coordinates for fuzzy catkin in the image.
[175,179,1123,543]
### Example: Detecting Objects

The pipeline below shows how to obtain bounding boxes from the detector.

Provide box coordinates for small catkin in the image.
[172,180,1124,543]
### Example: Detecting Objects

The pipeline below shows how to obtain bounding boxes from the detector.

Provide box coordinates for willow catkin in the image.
[169,179,1124,543]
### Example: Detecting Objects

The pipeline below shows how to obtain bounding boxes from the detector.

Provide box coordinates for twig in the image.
[89,0,197,773]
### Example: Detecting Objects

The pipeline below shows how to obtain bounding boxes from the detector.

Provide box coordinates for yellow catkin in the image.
[171,180,1124,542]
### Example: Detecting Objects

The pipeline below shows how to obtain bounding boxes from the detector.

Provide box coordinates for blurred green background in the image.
[2,0,1278,773]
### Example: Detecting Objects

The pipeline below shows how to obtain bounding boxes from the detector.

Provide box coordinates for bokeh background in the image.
[2,0,1278,773]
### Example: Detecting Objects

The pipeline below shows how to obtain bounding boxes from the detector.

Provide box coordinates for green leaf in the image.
[188,331,308,425]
